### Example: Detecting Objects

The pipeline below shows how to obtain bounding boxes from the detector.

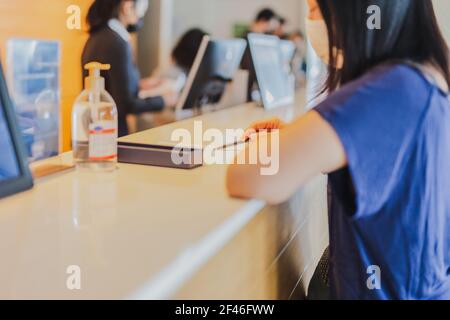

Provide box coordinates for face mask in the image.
[127,18,144,33]
[305,18,343,68]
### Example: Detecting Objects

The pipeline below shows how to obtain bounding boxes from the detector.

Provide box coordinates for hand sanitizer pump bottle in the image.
[72,62,118,172]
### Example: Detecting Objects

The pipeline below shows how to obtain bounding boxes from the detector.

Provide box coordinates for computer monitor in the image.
[0,62,33,199]
[248,33,295,109]
[279,39,296,73]
[176,36,247,111]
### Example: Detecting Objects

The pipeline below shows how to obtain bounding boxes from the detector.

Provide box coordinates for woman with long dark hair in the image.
[139,28,208,99]
[82,0,176,137]
[227,0,450,300]
[172,28,209,73]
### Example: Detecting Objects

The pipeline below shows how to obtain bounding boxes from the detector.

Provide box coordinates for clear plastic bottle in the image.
[72,62,118,172]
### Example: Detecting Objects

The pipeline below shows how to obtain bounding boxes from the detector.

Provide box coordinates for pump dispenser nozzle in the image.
[84,62,111,92]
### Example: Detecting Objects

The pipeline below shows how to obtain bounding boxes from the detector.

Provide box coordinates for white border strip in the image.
[127,199,265,300]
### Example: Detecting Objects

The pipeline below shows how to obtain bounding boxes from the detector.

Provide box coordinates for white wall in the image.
[171,0,306,42]
[170,1,449,46]
[433,0,450,45]
[142,1,449,74]
[138,0,162,76]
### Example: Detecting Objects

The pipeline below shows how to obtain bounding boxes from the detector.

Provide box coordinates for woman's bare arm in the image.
[226,111,347,204]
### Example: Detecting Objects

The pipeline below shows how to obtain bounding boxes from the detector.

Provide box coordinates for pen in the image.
[216,140,249,150]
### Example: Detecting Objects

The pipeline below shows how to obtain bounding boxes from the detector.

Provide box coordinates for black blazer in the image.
[82,27,164,137]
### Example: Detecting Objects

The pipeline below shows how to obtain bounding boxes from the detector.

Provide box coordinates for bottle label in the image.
[88,121,117,161]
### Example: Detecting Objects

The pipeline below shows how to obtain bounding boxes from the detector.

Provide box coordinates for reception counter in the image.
[0,91,329,300]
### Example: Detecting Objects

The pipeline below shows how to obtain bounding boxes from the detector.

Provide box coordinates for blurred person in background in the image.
[139,28,209,99]
[247,8,280,34]
[289,30,308,87]
[241,8,280,101]
[82,0,177,137]
[273,16,288,39]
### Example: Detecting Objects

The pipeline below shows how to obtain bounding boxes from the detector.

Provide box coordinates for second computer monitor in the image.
[248,33,295,109]
[176,36,247,111]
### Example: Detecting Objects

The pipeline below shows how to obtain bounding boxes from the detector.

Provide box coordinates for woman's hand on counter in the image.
[242,117,287,141]
[227,111,348,205]
[162,90,179,109]
[140,77,162,91]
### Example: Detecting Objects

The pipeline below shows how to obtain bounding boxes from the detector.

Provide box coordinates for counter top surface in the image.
[0,93,307,299]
